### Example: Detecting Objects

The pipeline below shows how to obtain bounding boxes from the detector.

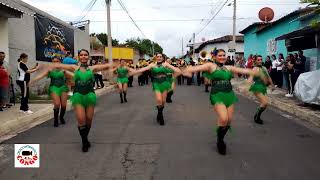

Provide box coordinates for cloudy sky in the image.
[22,0,306,56]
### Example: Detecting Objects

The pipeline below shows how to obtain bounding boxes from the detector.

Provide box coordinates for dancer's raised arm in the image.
[91,63,113,72]
[182,63,213,77]
[29,70,49,85]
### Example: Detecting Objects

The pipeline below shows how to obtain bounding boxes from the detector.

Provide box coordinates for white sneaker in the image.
[68,92,73,96]
[285,93,290,97]
[285,94,294,97]
[24,110,34,114]
[19,110,25,113]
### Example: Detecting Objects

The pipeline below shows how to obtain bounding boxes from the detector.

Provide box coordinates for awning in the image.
[275,25,320,41]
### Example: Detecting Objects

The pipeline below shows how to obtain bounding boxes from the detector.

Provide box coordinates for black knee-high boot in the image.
[156,105,165,126]
[119,92,124,103]
[85,125,91,148]
[166,91,173,103]
[205,85,209,92]
[60,107,66,124]
[123,91,127,102]
[53,108,59,127]
[217,126,230,155]
[254,107,266,124]
[78,125,90,152]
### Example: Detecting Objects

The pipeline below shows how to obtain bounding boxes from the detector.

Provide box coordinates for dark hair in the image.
[298,50,303,54]
[0,51,5,55]
[20,53,28,59]
[266,55,271,60]
[66,51,71,56]
[215,49,225,55]
[279,53,284,59]
[78,49,89,56]
[256,55,262,59]
[18,53,28,62]
[0,61,3,66]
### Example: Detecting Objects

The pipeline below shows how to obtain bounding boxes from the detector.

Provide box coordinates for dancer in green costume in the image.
[132,53,181,126]
[165,58,176,103]
[47,49,113,152]
[113,59,135,103]
[248,55,274,125]
[30,57,71,127]
[183,49,264,155]
[203,59,213,93]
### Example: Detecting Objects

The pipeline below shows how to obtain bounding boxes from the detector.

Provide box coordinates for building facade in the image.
[0,0,90,93]
[194,35,244,61]
[240,7,319,71]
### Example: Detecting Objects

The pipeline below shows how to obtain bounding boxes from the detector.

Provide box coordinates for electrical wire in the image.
[195,0,229,36]
[77,0,98,21]
[116,0,147,38]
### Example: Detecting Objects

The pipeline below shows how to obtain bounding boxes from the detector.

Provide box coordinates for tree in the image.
[124,38,163,56]
[93,33,119,46]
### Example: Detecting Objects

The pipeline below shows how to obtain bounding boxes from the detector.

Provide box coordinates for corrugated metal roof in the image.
[0,0,34,16]
[0,0,79,30]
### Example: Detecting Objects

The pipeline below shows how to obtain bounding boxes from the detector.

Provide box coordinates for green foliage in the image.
[124,38,163,56]
[92,33,119,46]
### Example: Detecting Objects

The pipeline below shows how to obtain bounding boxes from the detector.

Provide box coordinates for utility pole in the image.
[106,0,112,64]
[232,0,236,56]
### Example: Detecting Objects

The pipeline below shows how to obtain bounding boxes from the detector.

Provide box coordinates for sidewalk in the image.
[0,83,117,142]
[232,78,320,127]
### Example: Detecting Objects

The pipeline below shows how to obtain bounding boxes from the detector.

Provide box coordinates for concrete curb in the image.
[232,80,320,128]
[0,85,117,142]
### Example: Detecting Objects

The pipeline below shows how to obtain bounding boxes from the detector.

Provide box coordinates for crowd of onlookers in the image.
[241,50,307,97]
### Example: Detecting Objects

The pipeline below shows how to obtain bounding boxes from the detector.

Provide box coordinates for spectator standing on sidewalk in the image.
[16,53,39,114]
[293,50,307,84]
[284,54,295,97]
[0,58,9,111]
[263,56,272,73]
[0,51,12,110]
[246,54,254,69]
[277,53,285,88]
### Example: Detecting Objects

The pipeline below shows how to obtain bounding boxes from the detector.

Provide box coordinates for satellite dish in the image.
[201,37,206,42]
[258,7,274,22]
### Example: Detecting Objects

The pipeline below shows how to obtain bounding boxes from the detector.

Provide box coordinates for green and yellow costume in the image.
[70,67,96,107]
[48,70,69,96]
[207,66,238,107]
[249,66,268,95]
[116,67,129,84]
[151,65,171,93]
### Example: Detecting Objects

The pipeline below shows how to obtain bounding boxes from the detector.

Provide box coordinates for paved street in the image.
[1,84,320,180]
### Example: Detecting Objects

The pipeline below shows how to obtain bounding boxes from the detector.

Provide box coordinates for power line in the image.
[87,17,256,23]
[77,0,98,21]
[196,0,229,36]
[116,0,147,38]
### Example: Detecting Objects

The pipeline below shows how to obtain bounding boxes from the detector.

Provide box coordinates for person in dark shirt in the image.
[292,50,306,92]
[263,56,272,73]
[16,53,38,114]
[284,54,295,97]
